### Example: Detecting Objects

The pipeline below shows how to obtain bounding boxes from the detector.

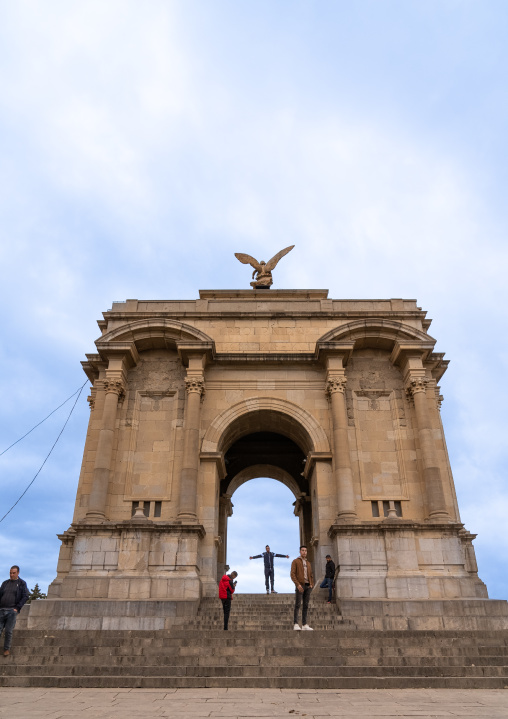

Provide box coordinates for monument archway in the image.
[204,400,330,582]
[37,287,494,631]
[225,471,301,590]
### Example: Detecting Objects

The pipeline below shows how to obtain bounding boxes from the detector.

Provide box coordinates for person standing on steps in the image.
[249,545,289,594]
[0,565,29,657]
[320,554,336,603]
[291,546,314,630]
[219,570,238,630]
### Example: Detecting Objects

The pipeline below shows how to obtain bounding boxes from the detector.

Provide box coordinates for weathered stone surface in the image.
[44,289,498,627]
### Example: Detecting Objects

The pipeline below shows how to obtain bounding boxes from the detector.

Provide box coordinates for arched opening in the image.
[206,400,329,587]
[216,426,316,586]
[226,478,300,593]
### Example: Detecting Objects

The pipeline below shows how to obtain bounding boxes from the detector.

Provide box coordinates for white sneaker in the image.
[293,623,301,630]
[302,624,313,631]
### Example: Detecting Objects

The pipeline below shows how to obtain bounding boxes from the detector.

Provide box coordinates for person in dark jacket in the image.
[218,571,238,630]
[0,566,30,656]
[249,545,289,594]
[319,554,336,603]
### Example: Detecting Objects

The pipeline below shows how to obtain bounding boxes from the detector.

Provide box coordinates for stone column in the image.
[218,495,233,578]
[178,376,205,520]
[85,378,125,520]
[405,376,450,522]
[327,375,358,521]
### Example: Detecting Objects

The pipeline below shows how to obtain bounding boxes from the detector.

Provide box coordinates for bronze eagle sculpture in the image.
[234,245,295,288]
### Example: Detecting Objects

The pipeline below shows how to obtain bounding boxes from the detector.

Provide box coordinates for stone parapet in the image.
[329,521,488,601]
[27,599,199,630]
[340,598,508,631]
[49,521,205,603]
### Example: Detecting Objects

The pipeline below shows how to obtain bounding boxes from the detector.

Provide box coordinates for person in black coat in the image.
[0,565,30,656]
[249,545,289,594]
[319,555,336,603]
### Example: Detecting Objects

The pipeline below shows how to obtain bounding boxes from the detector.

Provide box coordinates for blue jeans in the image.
[264,567,274,591]
[0,608,18,650]
[320,577,333,601]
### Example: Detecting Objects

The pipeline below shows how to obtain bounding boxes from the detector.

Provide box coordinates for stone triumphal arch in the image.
[208,398,328,575]
[30,289,498,629]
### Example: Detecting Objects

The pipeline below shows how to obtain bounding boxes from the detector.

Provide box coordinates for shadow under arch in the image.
[209,399,326,580]
[201,397,330,456]
[227,465,301,500]
[95,317,215,353]
[316,317,436,355]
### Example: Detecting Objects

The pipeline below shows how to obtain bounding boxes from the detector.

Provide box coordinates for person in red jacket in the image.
[218,571,238,630]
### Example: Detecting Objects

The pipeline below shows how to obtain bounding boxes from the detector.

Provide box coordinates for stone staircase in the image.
[2,594,508,688]
[189,592,344,630]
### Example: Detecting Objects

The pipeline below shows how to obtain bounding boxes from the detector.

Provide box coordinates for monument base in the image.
[27,599,199,630]
[48,520,206,603]
[339,598,508,631]
[330,521,488,601]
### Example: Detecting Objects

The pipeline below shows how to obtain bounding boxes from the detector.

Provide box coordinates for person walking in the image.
[290,546,314,630]
[249,545,289,594]
[320,554,336,603]
[0,565,29,656]
[218,570,238,630]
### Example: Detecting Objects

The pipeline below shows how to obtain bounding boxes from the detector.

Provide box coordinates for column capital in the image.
[427,379,444,411]
[87,387,96,411]
[404,376,428,398]
[219,494,234,517]
[103,378,126,399]
[185,376,205,397]
[326,376,347,396]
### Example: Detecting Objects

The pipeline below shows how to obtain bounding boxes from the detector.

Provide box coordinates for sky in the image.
[0,0,507,598]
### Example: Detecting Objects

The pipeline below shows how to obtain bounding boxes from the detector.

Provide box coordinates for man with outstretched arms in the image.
[250,545,289,594]
[290,546,314,630]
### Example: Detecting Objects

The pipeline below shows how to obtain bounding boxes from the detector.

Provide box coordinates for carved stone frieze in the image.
[345,388,355,426]
[359,371,385,391]
[356,389,390,411]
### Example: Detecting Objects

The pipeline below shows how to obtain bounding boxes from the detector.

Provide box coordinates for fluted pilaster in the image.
[178,375,205,520]
[85,377,125,520]
[326,375,357,522]
[406,375,450,522]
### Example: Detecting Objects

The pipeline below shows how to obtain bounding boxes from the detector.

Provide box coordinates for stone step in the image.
[8,645,508,660]
[6,653,508,667]
[1,675,508,689]
[4,625,508,688]
[12,629,508,645]
[1,663,508,678]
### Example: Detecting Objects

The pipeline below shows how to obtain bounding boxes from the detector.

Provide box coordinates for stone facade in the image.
[39,289,490,629]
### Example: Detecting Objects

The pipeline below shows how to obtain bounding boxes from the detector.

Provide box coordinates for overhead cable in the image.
[0,382,87,523]
[0,381,88,457]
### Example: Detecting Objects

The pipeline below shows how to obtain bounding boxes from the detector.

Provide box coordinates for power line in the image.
[0,381,88,457]
[0,382,87,524]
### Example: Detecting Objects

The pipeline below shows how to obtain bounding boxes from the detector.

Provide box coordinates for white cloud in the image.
[0,2,506,600]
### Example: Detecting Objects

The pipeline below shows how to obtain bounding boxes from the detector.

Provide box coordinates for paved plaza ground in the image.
[0,688,507,718]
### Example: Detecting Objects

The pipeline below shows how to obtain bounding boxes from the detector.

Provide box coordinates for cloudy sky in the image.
[0,1,507,597]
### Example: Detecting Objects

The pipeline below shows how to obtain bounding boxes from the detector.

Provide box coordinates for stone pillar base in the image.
[48,521,206,603]
[27,599,199,630]
[340,598,508,631]
[329,521,488,601]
